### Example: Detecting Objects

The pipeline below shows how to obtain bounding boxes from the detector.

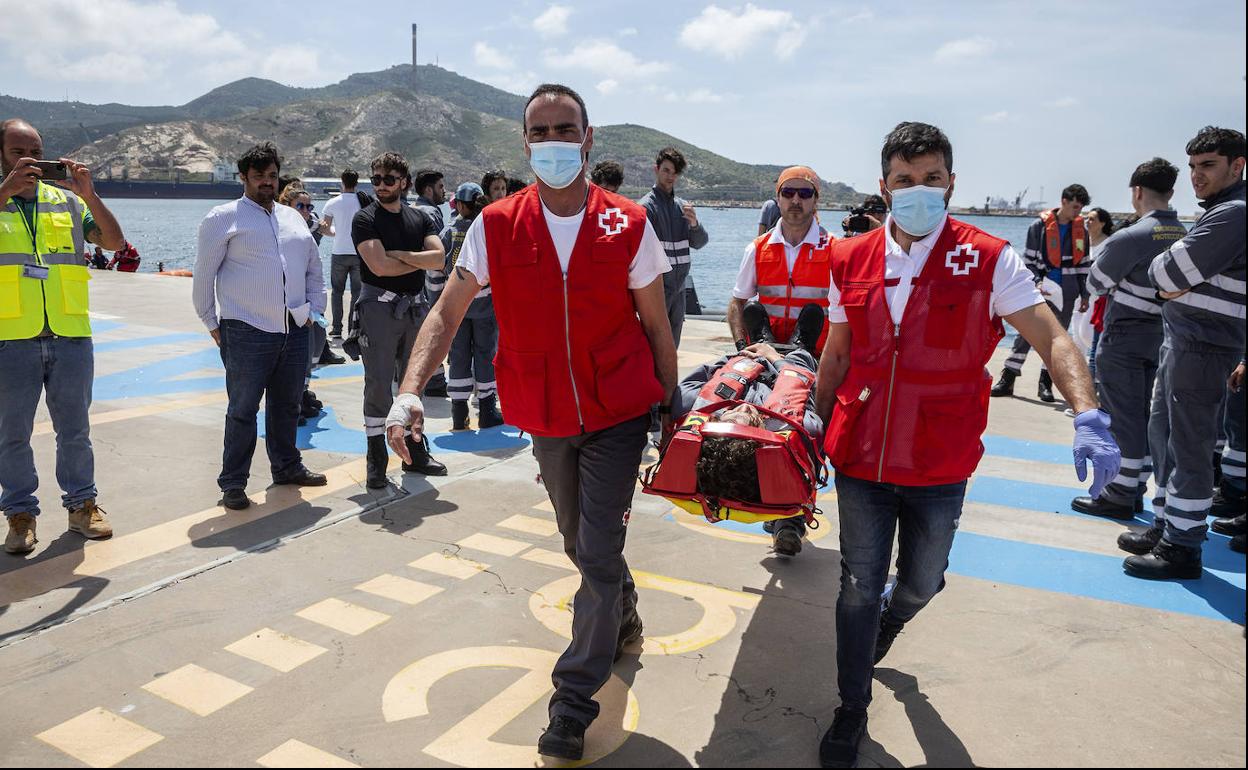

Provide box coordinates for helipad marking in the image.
[382,646,639,767]
[456,532,531,557]
[35,707,162,767]
[496,514,559,538]
[296,598,390,636]
[520,548,576,570]
[257,739,361,768]
[141,663,254,716]
[533,499,556,513]
[668,508,833,545]
[355,574,444,606]
[408,552,491,580]
[225,628,328,673]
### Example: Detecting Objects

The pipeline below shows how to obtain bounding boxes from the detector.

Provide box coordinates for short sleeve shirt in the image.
[321,193,361,255]
[351,202,438,294]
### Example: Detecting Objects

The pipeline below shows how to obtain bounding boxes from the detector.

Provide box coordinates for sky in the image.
[0,0,1244,214]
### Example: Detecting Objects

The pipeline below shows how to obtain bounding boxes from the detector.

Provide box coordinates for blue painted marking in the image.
[982,435,1071,466]
[258,408,530,455]
[431,426,530,452]
[965,475,1157,525]
[93,347,225,401]
[91,320,124,334]
[313,362,364,380]
[93,333,205,354]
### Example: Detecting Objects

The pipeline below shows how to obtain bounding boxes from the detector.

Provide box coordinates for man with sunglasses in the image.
[350,153,447,488]
[383,83,677,761]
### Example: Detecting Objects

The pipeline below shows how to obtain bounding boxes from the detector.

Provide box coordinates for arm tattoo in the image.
[454,266,472,281]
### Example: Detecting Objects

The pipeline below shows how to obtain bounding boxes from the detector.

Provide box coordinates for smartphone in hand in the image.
[32,160,68,181]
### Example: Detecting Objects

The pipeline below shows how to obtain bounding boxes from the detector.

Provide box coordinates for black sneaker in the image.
[615,613,644,661]
[1123,540,1203,580]
[1071,495,1136,521]
[819,707,868,768]
[874,617,905,665]
[772,526,802,557]
[222,488,251,510]
[1117,526,1163,555]
[537,715,586,760]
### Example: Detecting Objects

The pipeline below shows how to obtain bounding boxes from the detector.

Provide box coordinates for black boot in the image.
[301,390,322,418]
[990,369,1016,397]
[477,395,505,429]
[874,616,905,665]
[615,611,644,662]
[1211,489,1246,517]
[318,346,345,365]
[538,716,586,760]
[402,435,448,476]
[1071,495,1136,521]
[819,707,868,769]
[742,301,776,345]
[1123,540,1203,580]
[1037,370,1055,402]
[1231,534,1245,553]
[366,435,389,489]
[1117,525,1163,555]
[1211,514,1246,537]
[451,400,470,431]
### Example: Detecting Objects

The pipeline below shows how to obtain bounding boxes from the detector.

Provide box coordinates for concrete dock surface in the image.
[0,272,1243,768]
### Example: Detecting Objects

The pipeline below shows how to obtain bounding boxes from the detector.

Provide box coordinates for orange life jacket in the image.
[1039,209,1086,267]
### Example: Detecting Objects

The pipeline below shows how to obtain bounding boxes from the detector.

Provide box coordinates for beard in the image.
[376,187,400,204]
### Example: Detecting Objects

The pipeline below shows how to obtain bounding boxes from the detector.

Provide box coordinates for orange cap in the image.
[776,166,820,194]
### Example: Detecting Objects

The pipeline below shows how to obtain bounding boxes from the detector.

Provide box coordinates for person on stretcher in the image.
[643,343,825,557]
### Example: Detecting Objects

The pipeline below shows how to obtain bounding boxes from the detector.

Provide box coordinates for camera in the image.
[843,207,873,235]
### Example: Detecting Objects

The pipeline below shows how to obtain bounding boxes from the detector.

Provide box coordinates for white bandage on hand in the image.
[385,392,424,434]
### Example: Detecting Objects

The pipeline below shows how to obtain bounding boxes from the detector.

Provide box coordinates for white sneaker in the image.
[1064,408,1077,418]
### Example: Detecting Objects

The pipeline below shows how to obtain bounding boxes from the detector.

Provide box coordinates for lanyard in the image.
[12,185,43,265]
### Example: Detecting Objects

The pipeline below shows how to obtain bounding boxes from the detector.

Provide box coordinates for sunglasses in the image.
[779,187,816,200]
[370,174,402,187]
[295,202,312,211]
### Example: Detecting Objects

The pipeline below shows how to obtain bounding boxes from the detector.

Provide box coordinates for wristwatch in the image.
[734,339,747,351]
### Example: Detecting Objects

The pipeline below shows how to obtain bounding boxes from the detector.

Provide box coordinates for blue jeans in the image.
[218,320,309,491]
[834,473,967,711]
[0,336,97,517]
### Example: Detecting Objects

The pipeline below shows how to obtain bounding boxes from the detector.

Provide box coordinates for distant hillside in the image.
[5,65,864,203]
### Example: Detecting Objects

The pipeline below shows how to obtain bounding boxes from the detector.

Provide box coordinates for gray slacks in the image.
[1094,326,1162,506]
[358,297,424,437]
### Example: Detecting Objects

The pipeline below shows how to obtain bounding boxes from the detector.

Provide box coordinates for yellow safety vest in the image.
[0,182,92,340]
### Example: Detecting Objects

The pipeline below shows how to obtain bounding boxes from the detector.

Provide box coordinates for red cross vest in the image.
[823,218,1008,486]
[484,184,665,438]
[752,225,834,351]
[1039,209,1086,267]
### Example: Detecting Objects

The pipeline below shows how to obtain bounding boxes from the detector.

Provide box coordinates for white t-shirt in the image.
[320,192,362,255]
[456,201,671,289]
[732,218,825,300]
[827,214,1042,326]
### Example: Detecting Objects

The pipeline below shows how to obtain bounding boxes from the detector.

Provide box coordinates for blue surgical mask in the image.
[529,140,585,189]
[888,185,948,237]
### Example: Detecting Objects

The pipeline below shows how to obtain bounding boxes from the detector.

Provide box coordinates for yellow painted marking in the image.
[225,628,328,673]
[530,570,759,656]
[35,708,163,768]
[496,514,559,538]
[520,548,576,571]
[355,574,444,606]
[31,374,363,436]
[532,499,556,513]
[671,507,832,545]
[296,598,390,636]
[383,646,638,767]
[0,459,367,608]
[141,663,254,717]
[408,552,491,580]
[456,532,530,557]
[257,739,361,768]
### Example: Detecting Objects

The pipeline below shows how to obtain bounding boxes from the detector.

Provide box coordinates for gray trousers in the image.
[358,297,424,437]
[1222,375,1247,497]
[531,413,649,726]
[662,262,690,348]
[1004,292,1076,374]
[1148,342,1242,547]
[1094,326,1162,506]
[448,314,497,403]
[329,254,362,335]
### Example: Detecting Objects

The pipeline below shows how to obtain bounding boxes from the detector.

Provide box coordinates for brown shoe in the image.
[68,500,113,539]
[5,513,37,554]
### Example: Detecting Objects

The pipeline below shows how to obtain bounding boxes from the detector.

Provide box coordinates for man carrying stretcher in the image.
[644,342,825,557]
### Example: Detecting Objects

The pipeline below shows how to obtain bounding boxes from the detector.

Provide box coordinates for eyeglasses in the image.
[779,187,816,200]
[370,174,402,187]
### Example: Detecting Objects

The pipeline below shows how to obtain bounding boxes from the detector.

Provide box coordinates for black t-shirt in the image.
[351,201,438,294]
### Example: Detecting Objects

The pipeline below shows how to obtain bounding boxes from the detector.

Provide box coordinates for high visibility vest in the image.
[1039,209,1086,267]
[0,182,92,340]
[752,225,834,351]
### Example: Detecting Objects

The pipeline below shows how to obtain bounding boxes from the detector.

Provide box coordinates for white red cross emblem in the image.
[944,243,980,276]
[598,208,627,236]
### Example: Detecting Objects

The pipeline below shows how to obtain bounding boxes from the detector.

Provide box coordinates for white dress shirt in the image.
[732,217,825,300]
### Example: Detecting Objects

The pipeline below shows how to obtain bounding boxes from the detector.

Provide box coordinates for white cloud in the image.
[934,36,998,62]
[688,88,725,104]
[596,79,620,95]
[544,41,670,79]
[259,46,330,88]
[534,5,572,37]
[843,9,874,24]
[981,111,1011,123]
[619,27,639,36]
[680,4,808,60]
[478,70,541,95]
[1048,96,1079,108]
[473,42,514,70]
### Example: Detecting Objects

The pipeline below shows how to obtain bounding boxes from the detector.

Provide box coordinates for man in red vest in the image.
[727,166,834,358]
[383,83,678,761]
[813,122,1120,768]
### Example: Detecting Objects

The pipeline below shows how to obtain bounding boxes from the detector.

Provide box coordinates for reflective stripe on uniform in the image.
[1113,292,1163,315]
[1170,290,1246,319]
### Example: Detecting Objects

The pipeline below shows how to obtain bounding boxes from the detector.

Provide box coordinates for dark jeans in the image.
[218,320,309,491]
[330,254,362,335]
[834,473,967,711]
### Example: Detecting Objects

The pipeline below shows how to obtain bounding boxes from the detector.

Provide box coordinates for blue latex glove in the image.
[1073,409,1121,499]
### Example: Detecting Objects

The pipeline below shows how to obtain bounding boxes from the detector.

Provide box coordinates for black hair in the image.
[506,177,527,195]
[481,169,508,192]
[341,168,359,188]
[881,122,953,178]
[591,160,624,188]
[1185,126,1246,160]
[1087,207,1114,235]
[237,142,281,176]
[0,118,39,154]
[1061,184,1091,205]
[696,437,761,504]
[861,194,887,214]
[277,175,301,196]
[414,168,444,195]
[656,147,687,174]
[524,83,588,131]
[370,152,409,178]
[1129,157,1178,195]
